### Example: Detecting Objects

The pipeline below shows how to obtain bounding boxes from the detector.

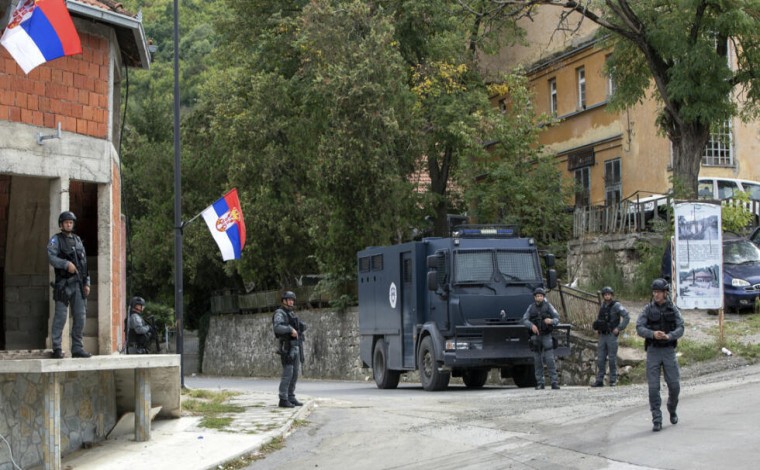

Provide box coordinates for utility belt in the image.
[645,338,677,349]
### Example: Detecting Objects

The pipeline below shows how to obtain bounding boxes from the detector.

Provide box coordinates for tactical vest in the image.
[273,308,300,340]
[528,302,554,334]
[645,302,678,348]
[54,233,87,281]
[595,302,621,333]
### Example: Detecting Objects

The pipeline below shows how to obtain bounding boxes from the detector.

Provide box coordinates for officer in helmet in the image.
[272,291,308,407]
[126,296,153,354]
[636,278,684,432]
[591,286,630,387]
[47,211,91,359]
[521,287,561,390]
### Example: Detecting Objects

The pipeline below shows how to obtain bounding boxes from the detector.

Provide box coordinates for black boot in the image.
[289,398,303,406]
[50,349,64,359]
[652,422,662,432]
[278,399,295,408]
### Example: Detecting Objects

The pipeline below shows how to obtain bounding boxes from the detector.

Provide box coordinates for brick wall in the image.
[0,32,109,138]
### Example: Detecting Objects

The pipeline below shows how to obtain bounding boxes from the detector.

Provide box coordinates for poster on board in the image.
[673,202,723,309]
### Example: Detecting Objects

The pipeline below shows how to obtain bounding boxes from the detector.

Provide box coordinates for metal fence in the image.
[548,283,600,337]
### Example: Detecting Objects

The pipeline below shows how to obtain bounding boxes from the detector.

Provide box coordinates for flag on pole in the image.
[202,189,246,261]
[1,0,82,74]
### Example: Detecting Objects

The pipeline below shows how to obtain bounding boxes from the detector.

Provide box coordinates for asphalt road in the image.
[187,359,760,469]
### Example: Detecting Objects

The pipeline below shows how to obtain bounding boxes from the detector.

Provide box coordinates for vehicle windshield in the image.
[723,240,760,264]
[743,183,760,201]
[454,250,540,284]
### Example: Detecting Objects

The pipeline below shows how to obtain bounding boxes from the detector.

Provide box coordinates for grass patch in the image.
[676,340,720,367]
[200,416,234,429]
[181,389,245,430]
[216,437,286,470]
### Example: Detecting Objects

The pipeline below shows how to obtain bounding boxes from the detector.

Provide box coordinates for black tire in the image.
[462,369,489,388]
[418,336,450,391]
[511,364,537,388]
[373,339,400,389]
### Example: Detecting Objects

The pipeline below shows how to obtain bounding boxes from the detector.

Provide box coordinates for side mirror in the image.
[426,255,439,269]
[546,269,558,289]
[544,253,556,268]
[427,271,438,291]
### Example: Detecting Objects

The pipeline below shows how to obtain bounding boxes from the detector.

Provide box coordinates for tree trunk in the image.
[669,122,710,199]
[428,145,453,237]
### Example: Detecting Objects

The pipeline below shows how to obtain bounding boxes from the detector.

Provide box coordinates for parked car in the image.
[722,232,760,311]
[698,177,760,201]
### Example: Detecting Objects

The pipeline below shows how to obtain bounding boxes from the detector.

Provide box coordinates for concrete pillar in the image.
[47,178,69,352]
[134,368,151,441]
[42,372,61,470]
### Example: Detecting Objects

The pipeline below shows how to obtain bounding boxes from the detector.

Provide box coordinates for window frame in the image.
[549,78,557,115]
[577,66,586,110]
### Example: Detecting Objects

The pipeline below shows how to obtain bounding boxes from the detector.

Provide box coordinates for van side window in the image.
[717,180,739,199]
[698,181,714,199]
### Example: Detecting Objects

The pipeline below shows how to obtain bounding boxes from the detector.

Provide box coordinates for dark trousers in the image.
[278,345,300,402]
[646,346,680,423]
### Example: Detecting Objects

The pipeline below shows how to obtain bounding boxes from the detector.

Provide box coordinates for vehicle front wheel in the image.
[462,369,489,388]
[418,336,450,391]
[511,364,537,388]
[373,339,400,389]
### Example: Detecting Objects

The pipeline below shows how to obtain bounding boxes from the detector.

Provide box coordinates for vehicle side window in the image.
[751,229,760,247]
[698,181,714,199]
[742,183,760,201]
[717,180,739,199]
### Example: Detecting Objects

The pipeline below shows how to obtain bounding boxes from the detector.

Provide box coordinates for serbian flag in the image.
[202,189,247,261]
[1,0,82,74]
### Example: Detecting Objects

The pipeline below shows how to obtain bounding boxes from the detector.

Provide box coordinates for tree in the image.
[487,0,760,198]
[461,73,572,245]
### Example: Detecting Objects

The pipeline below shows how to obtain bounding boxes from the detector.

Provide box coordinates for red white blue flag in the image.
[202,188,247,261]
[1,0,82,74]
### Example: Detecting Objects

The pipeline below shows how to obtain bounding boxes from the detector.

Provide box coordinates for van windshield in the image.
[454,250,540,284]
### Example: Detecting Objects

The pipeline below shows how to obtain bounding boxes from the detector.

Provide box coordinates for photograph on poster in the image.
[674,202,723,309]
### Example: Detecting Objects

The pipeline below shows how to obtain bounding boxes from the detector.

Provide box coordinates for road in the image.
[187,359,760,469]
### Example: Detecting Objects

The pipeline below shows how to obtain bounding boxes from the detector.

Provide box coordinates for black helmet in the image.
[651,278,670,292]
[130,296,146,309]
[58,211,77,224]
[601,286,614,295]
[282,291,296,301]
[533,287,546,296]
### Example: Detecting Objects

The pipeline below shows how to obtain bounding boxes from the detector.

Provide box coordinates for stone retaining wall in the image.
[0,371,116,469]
[202,309,644,387]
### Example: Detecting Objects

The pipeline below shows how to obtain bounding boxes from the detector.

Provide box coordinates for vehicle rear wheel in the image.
[462,369,489,388]
[373,339,400,389]
[511,364,536,388]
[418,336,450,391]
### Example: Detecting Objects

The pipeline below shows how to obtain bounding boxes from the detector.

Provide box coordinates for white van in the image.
[698,177,760,201]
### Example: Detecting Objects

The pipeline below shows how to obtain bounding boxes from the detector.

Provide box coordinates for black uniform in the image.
[273,304,307,405]
[47,231,90,356]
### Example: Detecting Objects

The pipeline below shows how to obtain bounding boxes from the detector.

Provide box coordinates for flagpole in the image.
[172,0,185,387]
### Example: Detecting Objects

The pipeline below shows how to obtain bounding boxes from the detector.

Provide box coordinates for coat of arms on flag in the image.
[1,0,82,74]
[201,188,247,261]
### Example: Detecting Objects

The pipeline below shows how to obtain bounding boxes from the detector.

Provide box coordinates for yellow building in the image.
[482,9,760,208]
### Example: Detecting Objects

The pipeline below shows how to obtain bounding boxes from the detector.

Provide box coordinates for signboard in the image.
[673,202,723,309]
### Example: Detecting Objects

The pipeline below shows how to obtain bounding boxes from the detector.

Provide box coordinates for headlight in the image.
[732,278,750,287]
[444,340,482,350]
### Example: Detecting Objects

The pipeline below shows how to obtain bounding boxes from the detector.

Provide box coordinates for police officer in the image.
[636,278,684,432]
[522,287,561,390]
[126,296,153,354]
[591,286,630,387]
[47,211,91,359]
[272,291,307,408]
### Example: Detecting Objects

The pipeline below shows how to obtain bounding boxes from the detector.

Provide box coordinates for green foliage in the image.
[721,191,755,233]
[461,72,571,246]
[144,301,174,334]
[583,248,626,296]
[632,240,667,298]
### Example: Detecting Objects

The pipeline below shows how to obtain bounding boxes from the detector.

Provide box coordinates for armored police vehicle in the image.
[357,225,571,391]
